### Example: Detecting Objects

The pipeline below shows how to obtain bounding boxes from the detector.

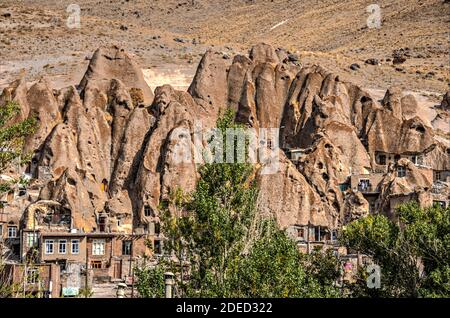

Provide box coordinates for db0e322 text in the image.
[219,302,272,313]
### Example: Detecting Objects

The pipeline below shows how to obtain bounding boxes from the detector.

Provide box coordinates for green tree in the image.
[135,264,166,298]
[136,109,340,298]
[342,202,450,297]
[168,109,259,297]
[0,100,38,297]
[229,221,341,297]
[300,247,342,297]
[0,100,37,193]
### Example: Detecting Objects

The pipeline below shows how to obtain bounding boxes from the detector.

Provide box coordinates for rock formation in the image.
[1,43,448,240]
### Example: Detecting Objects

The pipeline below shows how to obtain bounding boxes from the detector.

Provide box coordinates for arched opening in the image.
[415,125,425,133]
[101,179,108,193]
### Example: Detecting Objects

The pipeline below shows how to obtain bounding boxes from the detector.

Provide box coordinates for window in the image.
[397,166,406,178]
[297,228,305,241]
[358,179,370,191]
[7,226,17,238]
[59,240,67,254]
[378,155,386,165]
[417,155,423,165]
[122,240,132,256]
[71,240,80,254]
[26,268,39,284]
[0,224,2,237]
[155,223,161,235]
[92,239,105,255]
[309,227,315,241]
[18,187,27,196]
[410,155,423,165]
[27,233,38,247]
[144,205,153,217]
[434,201,446,209]
[59,261,67,272]
[99,216,107,233]
[434,171,442,182]
[267,138,273,150]
[313,226,321,242]
[331,230,338,242]
[91,261,102,269]
[154,240,162,255]
[45,240,54,254]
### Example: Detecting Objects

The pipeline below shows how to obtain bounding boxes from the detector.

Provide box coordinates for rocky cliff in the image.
[1,44,448,235]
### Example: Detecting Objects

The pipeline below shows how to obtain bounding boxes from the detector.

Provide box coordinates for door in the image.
[113,260,122,279]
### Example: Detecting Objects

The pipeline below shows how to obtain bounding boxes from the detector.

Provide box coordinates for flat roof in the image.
[38,232,147,238]
[40,232,87,237]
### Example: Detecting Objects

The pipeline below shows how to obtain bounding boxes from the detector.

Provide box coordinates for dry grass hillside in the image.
[0,0,449,95]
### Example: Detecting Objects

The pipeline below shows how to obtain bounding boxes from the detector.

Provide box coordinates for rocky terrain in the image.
[0,1,448,240]
[1,42,448,236]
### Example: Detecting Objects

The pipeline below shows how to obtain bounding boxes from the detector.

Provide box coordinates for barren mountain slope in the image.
[0,0,449,93]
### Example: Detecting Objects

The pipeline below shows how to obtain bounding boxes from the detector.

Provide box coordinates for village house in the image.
[5,229,152,297]
[0,204,21,258]
[374,151,430,169]
[286,223,341,254]
[0,193,153,297]
[1,262,61,298]
[85,233,150,283]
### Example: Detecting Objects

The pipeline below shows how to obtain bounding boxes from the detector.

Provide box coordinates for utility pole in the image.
[85,235,88,298]
[164,272,174,298]
[130,237,134,298]
[307,222,311,254]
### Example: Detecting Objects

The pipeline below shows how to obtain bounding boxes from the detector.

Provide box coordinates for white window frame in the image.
[92,239,105,256]
[59,240,67,254]
[45,240,54,255]
[7,226,17,238]
[435,171,442,181]
[27,233,38,247]
[71,239,80,254]
[26,267,38,284]
[122,240,132,256]
[397,166,406,178]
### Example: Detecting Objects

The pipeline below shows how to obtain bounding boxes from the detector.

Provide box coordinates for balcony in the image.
[431,184,445,195]
[357,184,379,193]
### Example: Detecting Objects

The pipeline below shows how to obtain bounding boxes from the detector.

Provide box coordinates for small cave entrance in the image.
[101,179,108,193]
[98,213,108,233]
[144,205,154,217]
